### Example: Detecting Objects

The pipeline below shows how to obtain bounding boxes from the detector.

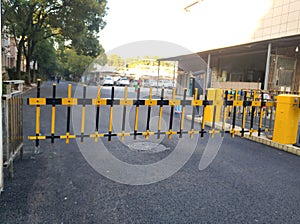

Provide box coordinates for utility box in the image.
[273,94,300,144]
[203,88,223,123]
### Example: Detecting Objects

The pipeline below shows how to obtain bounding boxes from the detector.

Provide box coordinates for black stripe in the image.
[46,98,62,105]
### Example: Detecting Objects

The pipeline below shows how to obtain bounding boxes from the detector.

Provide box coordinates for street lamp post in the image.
[157,61,160,94]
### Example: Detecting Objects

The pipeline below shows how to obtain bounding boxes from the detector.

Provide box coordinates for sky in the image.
[99,0,272,58]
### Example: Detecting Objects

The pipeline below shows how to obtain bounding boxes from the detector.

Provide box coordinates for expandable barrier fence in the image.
[27,80,277,147]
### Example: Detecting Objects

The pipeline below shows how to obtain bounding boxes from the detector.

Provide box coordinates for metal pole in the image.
[264,43,272,91]
[156,61,160,95]
[0,2,3,192]
[173,61,176,88]
[206,53,211,92]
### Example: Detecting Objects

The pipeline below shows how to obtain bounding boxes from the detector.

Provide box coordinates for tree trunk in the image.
[16,38,25,80]
[25,56,31,85]
[32,60,36,82]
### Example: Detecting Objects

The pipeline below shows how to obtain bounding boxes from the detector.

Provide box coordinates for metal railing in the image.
[1,81,24,190]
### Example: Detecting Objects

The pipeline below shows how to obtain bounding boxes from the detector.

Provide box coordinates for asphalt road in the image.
[1,81,300,223]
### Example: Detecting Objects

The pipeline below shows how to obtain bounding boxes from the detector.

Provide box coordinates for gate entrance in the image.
[27,80,277,148]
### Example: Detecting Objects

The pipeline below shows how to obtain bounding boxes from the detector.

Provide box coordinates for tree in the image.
[2,0,107,83]
[32,38,57,80]
[62,48,93,81]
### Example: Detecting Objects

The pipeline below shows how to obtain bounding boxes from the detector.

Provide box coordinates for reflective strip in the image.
[192,99,202,106]
[251,101,261,107]
[117,132,131,137]
[119,99,133,105]
[28,136,46,140]
[81,107,86,134]
[109,107,114,133]
[92,99,107,105]
[29,98,46,105]
[233,100,243,106]
[61,98,78,105]
[169,99,180,106]
[51,106,56,134]
[60,133,76,144]
[90,132,105,142]
[265,101,276,107]
[145,99,157,106]
[142,131,155,136]
[188,130,200,135]
[36,106,40,135]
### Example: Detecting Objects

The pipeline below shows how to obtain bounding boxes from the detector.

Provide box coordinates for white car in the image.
[162,80,175,89]
[103,76,114,86]
[116,78,130,86]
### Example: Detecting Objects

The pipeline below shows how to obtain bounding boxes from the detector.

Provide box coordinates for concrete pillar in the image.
[264,43,272,91]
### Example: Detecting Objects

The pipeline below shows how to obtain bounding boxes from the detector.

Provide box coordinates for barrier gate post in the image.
[273,94,300,144]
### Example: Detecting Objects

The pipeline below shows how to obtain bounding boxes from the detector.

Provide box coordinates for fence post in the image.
[0,54,3,194]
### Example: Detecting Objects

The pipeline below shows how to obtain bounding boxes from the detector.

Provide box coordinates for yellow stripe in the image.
[117,131,131,140]
[209,130,221,134]
[81,106,86,134]
[172,88,176,100]
[265,101,275,107]
[119,99,133,105]
[158,106,163,131]
[180,106,186,130]
[233,100,243,106]
[90,132,105,138]
[92,99,107,105]
[201,106,206,130]
[109,107,114,132]
[28,136,46,140]
[36,106,40,134]
[68,84,72,98]
[97,85,101,99]
[51,106,56,134]
[142,131,155,137]
[124,86,128,100]
[169,99,180,106]
[60,132,76,144]
[145,100,157,106]
[189,130,200,135]
[242,106,246,131]
[134,107,139,131]
[194,88,198,100]
[251,101,261,107]
[192,100,203,106]
[149,87,153,100]
[61,98,78,105]
[28,98,46,105]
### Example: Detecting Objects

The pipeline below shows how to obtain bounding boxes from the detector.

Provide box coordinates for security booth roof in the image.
[158,53,207,74]
[158,34,300,70]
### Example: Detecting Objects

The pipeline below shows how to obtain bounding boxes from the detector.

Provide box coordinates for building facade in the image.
[165,0,300,94]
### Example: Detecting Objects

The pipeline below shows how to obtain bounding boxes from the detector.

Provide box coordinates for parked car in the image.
[149,80,158,88]
[103,76,114,86]
[162,80,175,89]
[115,77,130,86]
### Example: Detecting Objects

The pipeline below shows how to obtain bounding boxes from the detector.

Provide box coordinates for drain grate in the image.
[128,141,170,153]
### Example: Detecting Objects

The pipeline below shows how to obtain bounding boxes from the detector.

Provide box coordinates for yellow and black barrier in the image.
[27,80,277,146]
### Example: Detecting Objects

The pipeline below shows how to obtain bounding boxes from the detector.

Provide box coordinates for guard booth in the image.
[273,94,300,144]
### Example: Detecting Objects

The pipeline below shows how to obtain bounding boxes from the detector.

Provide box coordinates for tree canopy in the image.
[2,0,107,83]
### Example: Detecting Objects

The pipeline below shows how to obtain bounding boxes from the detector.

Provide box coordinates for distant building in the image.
[2,32,25,79]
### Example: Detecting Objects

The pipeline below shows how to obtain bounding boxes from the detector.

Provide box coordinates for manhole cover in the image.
[128,141,170,153]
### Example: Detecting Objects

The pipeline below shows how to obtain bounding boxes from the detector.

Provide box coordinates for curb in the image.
[186,115,300,157]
